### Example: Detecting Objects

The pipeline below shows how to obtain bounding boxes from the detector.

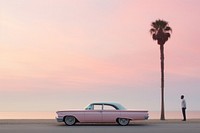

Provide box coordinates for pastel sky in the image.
[1,0,200,113]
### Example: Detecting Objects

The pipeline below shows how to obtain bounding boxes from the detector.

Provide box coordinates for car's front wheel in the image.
[64,116,76,126]
[117,118,130,126]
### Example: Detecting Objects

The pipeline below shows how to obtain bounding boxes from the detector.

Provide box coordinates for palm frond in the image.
[151,22,159,30]
[156,19,168,29]
[164,26,172,32]
[150,28,156,34]
[152,34,157,40]
[165,33,171,38]
[151,19,168,29]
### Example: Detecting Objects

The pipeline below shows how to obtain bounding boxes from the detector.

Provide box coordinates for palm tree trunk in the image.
[160,44,165,120]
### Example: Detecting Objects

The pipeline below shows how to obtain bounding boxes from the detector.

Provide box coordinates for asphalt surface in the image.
[0,120,200,133]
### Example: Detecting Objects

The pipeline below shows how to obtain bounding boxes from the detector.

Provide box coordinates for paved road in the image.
[0,122,200,133]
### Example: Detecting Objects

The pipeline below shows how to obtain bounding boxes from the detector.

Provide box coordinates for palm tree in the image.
[150,19,172,120]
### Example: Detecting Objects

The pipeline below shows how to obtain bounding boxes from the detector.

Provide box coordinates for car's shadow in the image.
[57,122,150,127]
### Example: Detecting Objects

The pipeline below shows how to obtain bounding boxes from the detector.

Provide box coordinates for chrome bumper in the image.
[56,116,64,122]
[145,114,149,120]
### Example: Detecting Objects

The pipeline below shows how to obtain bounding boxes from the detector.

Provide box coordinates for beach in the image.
[0,119,200,133]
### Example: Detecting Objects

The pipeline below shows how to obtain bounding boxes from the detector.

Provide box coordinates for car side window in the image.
[93,105,103,110]
[103,105,116,110]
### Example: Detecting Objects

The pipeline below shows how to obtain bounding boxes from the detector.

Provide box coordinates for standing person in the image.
[181,95,187,121]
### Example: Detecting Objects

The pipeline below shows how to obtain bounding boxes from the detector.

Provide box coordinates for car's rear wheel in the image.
[64,116,76,126]
[117,118,130,126]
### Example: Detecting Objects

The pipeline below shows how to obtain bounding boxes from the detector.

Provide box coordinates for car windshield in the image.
[85,105,93,110]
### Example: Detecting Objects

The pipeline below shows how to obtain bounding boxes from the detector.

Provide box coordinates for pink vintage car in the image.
[56,102,149,126]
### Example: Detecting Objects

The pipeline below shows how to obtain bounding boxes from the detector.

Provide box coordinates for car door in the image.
[84,104,103,122]
[102,104,120,122]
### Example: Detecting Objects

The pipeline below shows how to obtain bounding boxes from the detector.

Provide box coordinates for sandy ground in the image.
[0,119,200,133]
